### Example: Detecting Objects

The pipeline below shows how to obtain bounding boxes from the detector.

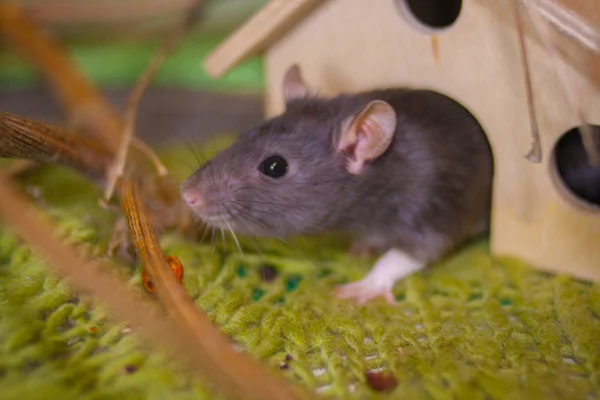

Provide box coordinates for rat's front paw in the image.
[336,249,424,306]
[334,279,397,306]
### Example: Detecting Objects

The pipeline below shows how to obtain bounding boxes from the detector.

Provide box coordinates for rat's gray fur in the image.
[181,88,494,264]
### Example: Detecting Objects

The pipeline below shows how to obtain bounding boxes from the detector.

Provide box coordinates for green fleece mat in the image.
[1,27,600,400]
[1,138,600,400]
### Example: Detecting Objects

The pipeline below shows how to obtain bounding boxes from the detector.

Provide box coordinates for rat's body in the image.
[182,65,493,304]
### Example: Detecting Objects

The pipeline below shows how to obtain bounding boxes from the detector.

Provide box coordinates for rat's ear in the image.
[283,64,308,103]
[336,100,396,174]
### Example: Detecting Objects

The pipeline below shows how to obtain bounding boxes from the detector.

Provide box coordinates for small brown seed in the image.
[124,365,138,374]
[258,264,278,282]
[365,370,398,392]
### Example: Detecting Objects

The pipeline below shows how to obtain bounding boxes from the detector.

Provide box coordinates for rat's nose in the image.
[181,187,205,209]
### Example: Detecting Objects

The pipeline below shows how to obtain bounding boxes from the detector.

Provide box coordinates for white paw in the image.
[335,248,425,306]
[335,279,397,305]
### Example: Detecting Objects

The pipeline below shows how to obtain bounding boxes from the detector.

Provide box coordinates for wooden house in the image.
[202,0,600,281]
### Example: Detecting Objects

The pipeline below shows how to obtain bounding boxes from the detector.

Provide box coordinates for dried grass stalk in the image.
[0,3,190,228]
[0,3,168,173]
[105,0,203,200]
[118,177,312,400]
[0,111,112,182]
[0,172,189,364]
[0,171,313,399]
[0,3,311,398]
[0,109,191,238]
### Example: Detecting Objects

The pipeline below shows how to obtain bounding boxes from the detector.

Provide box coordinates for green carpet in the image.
[1,28,600,400]
[1,139,599,400]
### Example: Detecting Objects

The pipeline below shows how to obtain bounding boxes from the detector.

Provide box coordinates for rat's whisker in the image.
[226,220,244,260]
[276,236,316,268]
[229,199,292,217]
[224,205,265,261]
[190,135,209,166]
[180,135,203,168]
[219,226,226,250]
[203,140,219,188]
[230,206,267,228]
[229,196,287,209]
[228,190,314,212]
[198,220,211,243]
[184,160,197,172]
[210,225,217,255]
[207,163,217,188]
[245,233,264,261]
[228,203,273,232]
[208,137,225,186]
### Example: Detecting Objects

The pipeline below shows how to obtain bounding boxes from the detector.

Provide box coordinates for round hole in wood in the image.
[551,125,600,211]
[395,0,462,33]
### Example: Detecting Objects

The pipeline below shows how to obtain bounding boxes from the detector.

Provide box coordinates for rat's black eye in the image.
[259,155,288,178]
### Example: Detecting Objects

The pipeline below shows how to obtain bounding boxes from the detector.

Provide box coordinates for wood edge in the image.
[490,243,600,282]
[477,0,600,89]
[202,0,322,79]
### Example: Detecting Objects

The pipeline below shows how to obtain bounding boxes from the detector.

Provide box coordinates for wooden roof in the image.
[203,0,600,83]
[204,0,321,78]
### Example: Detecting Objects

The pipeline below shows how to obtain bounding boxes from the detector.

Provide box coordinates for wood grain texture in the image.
[262,0,600,281]
[0,111,113,182]
[203,0,321,78]
[556,0,600,27]
[477,0,600,89]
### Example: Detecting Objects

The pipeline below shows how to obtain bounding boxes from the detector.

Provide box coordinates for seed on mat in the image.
[365,370,398,392]
[258,263,278,282]
[124,365,138,374]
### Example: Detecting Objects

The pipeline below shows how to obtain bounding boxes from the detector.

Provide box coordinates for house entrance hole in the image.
[395,0,462,33]
[551,125,600,210]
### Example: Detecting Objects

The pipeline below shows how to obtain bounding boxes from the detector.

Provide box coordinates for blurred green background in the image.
[0,0,268,93]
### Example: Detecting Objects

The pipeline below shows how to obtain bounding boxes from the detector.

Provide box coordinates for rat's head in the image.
[181,65,397,237]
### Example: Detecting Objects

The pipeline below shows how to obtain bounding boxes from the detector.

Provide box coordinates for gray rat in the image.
[181,64,493,305]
